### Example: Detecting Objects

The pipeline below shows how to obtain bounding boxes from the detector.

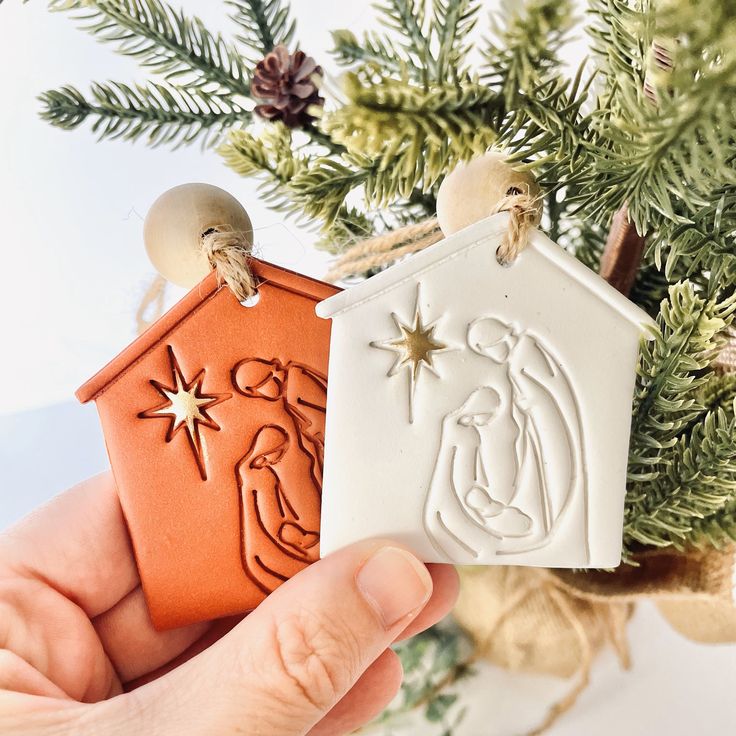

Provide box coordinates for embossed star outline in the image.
[370,283,456,424]
[139,346,231,480]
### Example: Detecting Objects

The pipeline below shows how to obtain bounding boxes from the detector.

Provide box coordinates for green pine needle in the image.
[484,0,576,107]
[689,499,736,550]
[624,282,736,553]
[39,81,249,147]
[331,28,408,77]
[48,0,250,94]
[625,401,736,550]
[226,0,295,61]
[322,73,502,202]
[219,123,307,214]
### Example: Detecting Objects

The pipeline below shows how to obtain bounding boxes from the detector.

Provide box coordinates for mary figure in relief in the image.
[423,317,588,563]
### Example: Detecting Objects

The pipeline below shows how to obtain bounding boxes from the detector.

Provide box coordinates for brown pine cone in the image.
[251,45,324,128]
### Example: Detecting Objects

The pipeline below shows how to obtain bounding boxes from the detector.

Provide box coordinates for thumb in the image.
[106,540,433,735]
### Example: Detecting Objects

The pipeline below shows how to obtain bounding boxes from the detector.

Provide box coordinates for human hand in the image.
[0,473,459,735]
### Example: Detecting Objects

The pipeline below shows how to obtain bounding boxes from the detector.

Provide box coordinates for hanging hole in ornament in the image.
[495,245,516,268]
[241,290,261,308]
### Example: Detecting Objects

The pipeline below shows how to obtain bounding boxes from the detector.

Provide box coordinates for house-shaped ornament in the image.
[77,260,338,629]
[316,213,654,568]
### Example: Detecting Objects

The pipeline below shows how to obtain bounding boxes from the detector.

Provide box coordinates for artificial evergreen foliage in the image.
[36,0,736,559]
[40,81,248,147]
[227,0,296,62]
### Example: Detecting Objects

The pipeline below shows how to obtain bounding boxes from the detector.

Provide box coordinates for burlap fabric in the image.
[453,547,736,733]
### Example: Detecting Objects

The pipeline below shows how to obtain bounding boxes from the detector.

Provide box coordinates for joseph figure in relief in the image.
[423,317,588,563]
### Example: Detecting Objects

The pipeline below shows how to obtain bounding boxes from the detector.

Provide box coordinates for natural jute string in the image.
[492,191,543,266]
[325,191,542,282]
[136,273,168,336]
[137,192,539,332]
[200,224,256,303]
[325,219,443,282]
[136,224,255,335]
[457,566,632,736]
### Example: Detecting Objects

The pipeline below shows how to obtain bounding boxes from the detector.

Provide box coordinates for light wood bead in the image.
[144,183,253,289]
[436,152,542,236]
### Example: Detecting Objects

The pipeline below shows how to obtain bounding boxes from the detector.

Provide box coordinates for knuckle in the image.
[0,648,15,673]
[266,608,362,715]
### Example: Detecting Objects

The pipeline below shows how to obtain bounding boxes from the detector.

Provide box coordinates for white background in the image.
[0,2,734,734]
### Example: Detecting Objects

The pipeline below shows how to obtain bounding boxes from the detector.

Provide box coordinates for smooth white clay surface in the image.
[436,152,542,236]
[144,183,253,289]
[316,214,655,568]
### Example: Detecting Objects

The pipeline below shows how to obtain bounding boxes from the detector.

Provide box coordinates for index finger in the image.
[0,472,139,618]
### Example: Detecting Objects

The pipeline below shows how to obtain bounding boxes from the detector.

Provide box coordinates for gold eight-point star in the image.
[370,284,453,423]
[139,346,230,480]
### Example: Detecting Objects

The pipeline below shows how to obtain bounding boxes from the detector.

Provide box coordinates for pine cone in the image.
[251,45,323,128]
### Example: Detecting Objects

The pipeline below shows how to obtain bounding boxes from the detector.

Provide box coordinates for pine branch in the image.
[334,0,480,85]
[49,0,250,95]
[627,282,736,486]
[289,155,374,226]
[628,239,712,318]
[625,402,736,550]
[555,209,608,271]
[481,0,598,184]
[483,0,576,107]
[219,123,306,213]
[322,73,502,203]
[477,0,601,199]
[696,372,736,413]
[431,0,481,80]
[587,0,652,111]
[652,191,736,297]
[331,29,407,76]
[497,69,602,193]
[689,499,736,550]
[579,1,736,231]
[220,125,362,234]
[591,84,736,230]
[315,207,377,255]
[39,81,248,147]
[375,0,432,79]
[628,262,676,317]
[226,0,295,61]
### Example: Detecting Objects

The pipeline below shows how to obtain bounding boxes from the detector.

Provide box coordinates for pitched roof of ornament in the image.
[77,259,338,403]
[316,212,654,332]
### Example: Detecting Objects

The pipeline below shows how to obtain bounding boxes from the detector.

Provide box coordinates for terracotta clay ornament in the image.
[316,211,656,569]
[77,185,339,629]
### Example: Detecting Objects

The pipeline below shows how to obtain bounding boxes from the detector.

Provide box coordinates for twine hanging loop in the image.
[325,189,543,282]
[136,225,255,337]
[200,224,257,302]
[491,189,543,266]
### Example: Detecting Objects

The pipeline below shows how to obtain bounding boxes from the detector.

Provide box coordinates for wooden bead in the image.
[436,152,542,237]
[144,183,253,289]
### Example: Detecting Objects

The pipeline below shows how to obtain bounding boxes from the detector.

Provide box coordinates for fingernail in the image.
[356,546,433,629]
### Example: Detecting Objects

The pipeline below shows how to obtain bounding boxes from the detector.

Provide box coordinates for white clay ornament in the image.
[316,213,655,568]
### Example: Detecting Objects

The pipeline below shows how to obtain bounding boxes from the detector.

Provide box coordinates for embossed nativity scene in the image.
[76,180,653,632]
[77,185,340,629]
[317,211,653,569]
[78,259,337,630]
